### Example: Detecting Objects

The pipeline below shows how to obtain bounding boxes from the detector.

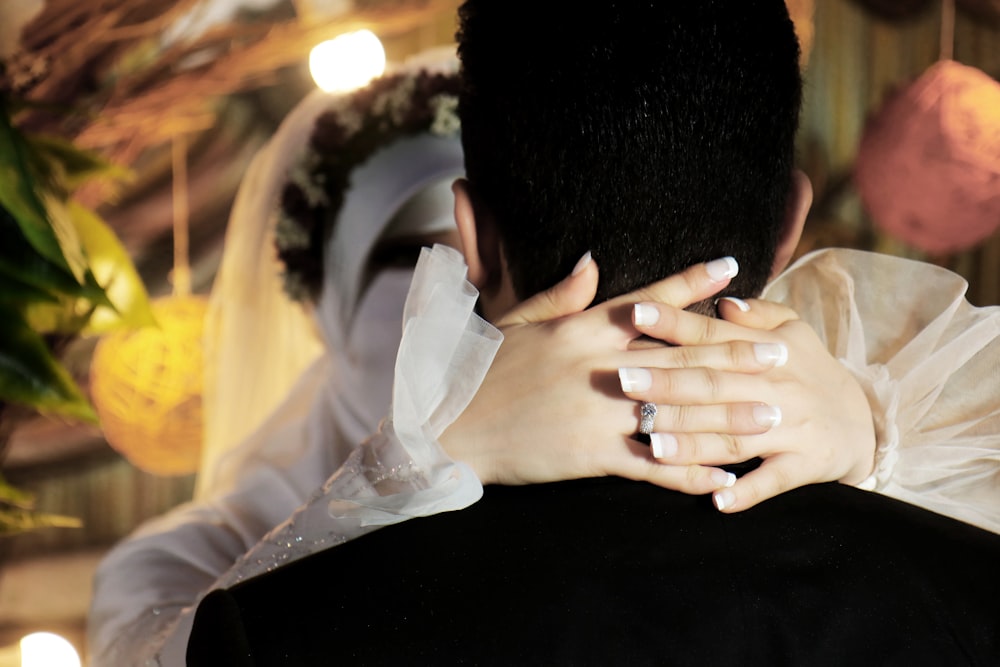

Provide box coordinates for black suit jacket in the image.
[188,478,1000,666]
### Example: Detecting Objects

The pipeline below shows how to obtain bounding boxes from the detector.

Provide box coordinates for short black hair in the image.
[457,0,802,304]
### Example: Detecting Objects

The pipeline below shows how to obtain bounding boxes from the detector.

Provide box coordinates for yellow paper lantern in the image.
[90,295,207,476]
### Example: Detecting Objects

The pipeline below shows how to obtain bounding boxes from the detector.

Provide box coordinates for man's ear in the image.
[769,169,813,281]
[453,178,503,291]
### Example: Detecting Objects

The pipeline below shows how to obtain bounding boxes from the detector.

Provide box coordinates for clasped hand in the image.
[440,255,877,512]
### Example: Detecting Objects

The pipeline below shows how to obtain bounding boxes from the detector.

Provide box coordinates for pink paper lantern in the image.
[855,60,1000,254]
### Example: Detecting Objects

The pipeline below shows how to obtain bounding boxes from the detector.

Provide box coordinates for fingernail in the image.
[619,367,652,393]
[571,251,593,276]
[713,489,736,510]
[711,470,737,488]
[753,405,783,428]
[650,433,678,458]
[633,303,660,326]
[753,342,788,367]
[718,296,750,312]
[705,256,739,282]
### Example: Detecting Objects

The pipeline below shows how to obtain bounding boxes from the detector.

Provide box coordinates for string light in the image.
[309,29,386,93]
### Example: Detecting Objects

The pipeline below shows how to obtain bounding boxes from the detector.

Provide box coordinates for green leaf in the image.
[0,476,34,510]
[0,272,60,306]
[82,267,116,310]
[0,474,83,537]
[70,202,154,334]
[0,302,97,423]
[44,191,90,282]
[0,105,78,278]
[28,134,132,193]
[0,205,112,312]
[21,272,109,335]
[22,298,93,335]
[0,507,82,536]
[0,243,85,303]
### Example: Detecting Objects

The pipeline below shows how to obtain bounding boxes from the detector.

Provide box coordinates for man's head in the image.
[453,0,810,318]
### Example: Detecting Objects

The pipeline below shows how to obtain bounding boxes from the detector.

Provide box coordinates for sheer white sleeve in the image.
[88,246,501,666]
[763,248,1000,533]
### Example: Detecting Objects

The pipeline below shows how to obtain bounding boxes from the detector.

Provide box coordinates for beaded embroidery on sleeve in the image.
[216,245,502,586]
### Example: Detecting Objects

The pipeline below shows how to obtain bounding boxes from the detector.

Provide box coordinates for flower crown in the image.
[275,68,461,301]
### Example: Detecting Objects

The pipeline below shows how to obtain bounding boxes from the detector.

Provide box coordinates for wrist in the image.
[842,419,877,486]
[439,418,496,485]
[841,362,900,491]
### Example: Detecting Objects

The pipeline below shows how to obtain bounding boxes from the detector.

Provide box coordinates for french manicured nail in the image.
[753,405,783,428]
[650,433,678,458]
[711,470,737,488]
[718,296,750,312]
[619,367,652,393]
[713,489,736,510]
[571,251,593,276]
[633,303,660,326]
[753,342,788,367]
[706,256,739,282]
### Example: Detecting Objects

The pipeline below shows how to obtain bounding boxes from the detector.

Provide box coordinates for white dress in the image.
[87,243,1000,666]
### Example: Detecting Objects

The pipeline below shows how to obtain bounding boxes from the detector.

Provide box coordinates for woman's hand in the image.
[619,296,877,512]
[441,255,754,494]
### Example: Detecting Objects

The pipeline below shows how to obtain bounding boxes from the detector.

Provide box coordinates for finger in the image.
[620,366,778,405]
[648,432,756,466]
[571,257,742,350]
[710,454,805,513]
[631,302,776,347]
[639,401,782,435]
[496,251,599,327]
[619,340,789,382]
[602,439,739,494]
[603,256,739,311]
[717,297,800,330]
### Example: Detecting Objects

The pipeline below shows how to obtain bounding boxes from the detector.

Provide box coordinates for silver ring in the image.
[639,402,658,435]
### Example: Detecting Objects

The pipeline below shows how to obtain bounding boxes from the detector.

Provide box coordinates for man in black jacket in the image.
[188,2,1000,664]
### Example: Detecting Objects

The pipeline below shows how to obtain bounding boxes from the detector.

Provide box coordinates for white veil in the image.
[198,48,462,499]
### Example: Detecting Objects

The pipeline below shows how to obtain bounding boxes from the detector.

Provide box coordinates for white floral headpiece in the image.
[276,69,461,301]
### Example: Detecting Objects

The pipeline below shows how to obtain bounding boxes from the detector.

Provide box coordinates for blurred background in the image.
[0,0,997,663]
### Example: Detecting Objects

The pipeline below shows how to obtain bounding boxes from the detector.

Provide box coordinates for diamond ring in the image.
[639,402,658,435]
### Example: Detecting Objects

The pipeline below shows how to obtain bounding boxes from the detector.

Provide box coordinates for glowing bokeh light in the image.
[19,633,81,667]
[309,30,386,93]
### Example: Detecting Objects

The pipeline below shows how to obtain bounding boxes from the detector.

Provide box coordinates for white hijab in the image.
[198,49,463,498]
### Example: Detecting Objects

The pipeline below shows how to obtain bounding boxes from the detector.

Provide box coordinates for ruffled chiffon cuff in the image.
[216,244,501,587]
[844,363,901,492]
[765,248,1000,532]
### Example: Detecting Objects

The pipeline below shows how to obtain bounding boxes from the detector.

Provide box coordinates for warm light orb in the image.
[19,633,80,667]
[309,29,386,92]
